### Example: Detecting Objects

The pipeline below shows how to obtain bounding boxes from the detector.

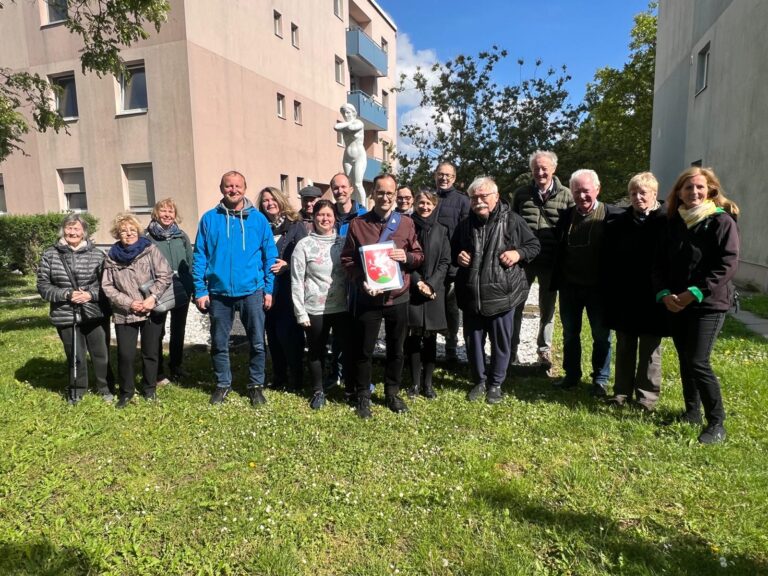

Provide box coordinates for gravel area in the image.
[176,282,544,363]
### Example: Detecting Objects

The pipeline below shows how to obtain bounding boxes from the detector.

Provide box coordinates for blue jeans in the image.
[558,283,612,385]
[209,292,266,389]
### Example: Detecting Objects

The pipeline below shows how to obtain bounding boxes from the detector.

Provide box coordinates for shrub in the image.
[0,213,98,274]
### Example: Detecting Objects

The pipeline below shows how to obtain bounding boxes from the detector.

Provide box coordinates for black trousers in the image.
[57,319,114,398]
[156,302,190,376]
[351,302,408,398]
[405,332,437,390]
[669,309,726,426]
[265,306,305,390]
[114,316,164,398]
[305,312,352,394]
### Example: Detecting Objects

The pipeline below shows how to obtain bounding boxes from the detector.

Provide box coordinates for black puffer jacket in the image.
[37,240,107,327]
[510,176,573,266]
[453,200,541,316]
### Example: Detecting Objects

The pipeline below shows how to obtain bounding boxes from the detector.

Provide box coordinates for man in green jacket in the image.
[509,150,573,370]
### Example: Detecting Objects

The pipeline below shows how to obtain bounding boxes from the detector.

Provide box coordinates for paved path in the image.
[729,308,768,339]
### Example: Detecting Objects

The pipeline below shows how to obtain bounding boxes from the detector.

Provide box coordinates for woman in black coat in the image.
[257,186,308,392]
[604,172,668,411]
[405,190,450,398]
[653,166,739,445]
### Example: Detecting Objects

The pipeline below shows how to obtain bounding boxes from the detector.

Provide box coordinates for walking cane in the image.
[70,305,80,403]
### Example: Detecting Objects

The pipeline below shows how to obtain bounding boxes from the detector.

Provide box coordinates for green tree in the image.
[0,0,170,162]
[558,3,657,202]
[394,46,581,194]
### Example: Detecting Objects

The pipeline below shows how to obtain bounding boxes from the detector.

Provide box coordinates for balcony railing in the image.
[346,27,388,77]
[347,90,387,131]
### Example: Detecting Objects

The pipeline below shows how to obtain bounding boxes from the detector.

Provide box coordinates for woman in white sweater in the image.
[291,200,351,409]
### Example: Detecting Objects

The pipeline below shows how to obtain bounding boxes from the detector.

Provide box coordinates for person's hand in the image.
[389,248,406,263]
[499,250,520,268]
[363,281,383,297]
[130,299,146,313]
[676,290,696,308]
[264,294,273,311]
[417,281,433,298]
[300,321,311,329]
[271,259,288,274]
[142,295,156,311]
[196,295,210,312]
[662,294,685,313]
[70,290,92,304]
[458,250,472,267]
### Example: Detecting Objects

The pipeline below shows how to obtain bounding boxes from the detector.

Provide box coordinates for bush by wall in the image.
[0,213,98,274]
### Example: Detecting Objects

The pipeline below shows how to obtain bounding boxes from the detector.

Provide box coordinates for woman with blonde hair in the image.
[102,213,172,407]
[256,186,307,392]
[653,166,739,444]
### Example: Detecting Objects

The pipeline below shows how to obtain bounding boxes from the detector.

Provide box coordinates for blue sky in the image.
[381,0,652,137]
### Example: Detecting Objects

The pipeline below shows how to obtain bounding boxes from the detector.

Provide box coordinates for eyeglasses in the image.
[470,192,497,203]
[375,191,395,199]
[396,196,412,202]
[119,229,138,236]
[436,173,455,180]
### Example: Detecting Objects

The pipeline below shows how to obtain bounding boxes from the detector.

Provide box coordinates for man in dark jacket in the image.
[341,173,424,418]
[510,150,573,369]
[433,161,470,362]
[552,169,620,397]
[454,176,540,404]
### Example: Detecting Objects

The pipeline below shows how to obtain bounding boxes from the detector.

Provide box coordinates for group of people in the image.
[36,155,740,444]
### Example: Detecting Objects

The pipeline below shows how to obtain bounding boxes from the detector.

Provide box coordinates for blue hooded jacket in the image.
[193,198,278,298]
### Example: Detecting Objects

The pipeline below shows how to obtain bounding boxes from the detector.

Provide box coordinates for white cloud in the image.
[395,32,440,110]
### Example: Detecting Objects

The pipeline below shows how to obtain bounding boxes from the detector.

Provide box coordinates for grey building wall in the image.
[651,0,768,290]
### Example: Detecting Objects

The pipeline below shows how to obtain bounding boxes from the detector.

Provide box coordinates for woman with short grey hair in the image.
[37,213,115,404]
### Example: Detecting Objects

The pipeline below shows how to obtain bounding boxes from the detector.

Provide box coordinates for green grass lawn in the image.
[740,292,768,319]
[1,273,767,575]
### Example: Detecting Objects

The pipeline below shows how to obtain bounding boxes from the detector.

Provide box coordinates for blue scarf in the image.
[109,236,151,264]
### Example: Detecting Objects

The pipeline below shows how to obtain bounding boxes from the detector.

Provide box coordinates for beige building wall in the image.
[651,0,768,290]
[0,0,397,242]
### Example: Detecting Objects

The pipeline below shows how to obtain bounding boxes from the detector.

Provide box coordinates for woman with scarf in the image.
[653,167,739,444]
[604,172,668,412]
[256,186,308,392]
[405,190,450,399]
[291,200,351,409]
[145,198,194,382]
[37,214,115,404]
[102,213,172,408]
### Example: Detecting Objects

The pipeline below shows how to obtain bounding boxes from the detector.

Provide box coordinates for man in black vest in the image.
[510,150,573,370]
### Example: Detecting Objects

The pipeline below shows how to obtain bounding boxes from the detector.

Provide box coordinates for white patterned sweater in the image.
[290,232,348,324]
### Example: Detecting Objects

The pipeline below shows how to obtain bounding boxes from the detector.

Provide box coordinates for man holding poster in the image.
[341,174,424,418]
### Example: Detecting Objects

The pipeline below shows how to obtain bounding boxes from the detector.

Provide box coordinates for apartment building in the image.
[0,0,397,242]
[651,0,768,290]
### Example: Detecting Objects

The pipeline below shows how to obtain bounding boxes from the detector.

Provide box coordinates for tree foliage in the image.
[393,46,582,194]
[558,3,657,202]
[0,0,170,162]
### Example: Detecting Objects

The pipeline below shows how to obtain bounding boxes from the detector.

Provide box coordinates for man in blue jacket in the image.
[193,170,278,406]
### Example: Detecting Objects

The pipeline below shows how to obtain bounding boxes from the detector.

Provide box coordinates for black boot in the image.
[421,363,436,399]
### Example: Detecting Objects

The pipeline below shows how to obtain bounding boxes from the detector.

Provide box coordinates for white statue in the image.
[334,103,367,207]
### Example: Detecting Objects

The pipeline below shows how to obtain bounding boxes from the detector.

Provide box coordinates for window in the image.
[50,73,78,119]
[277,93,286,118]
[297,177,304,191]
[280,174,289,193]
[333,0,343,19]
[382,140,390,164]
[119,63,148,112]
[273,10,283,37]
[293,100,302,124]
[382,90,389,111]
[696,43,710,95]
[123,163,155,209]
[46,0,67,24]
[291,23,299,48]
[59,169,87,212]
[0,175,6,213]
[381,37,388,54]
[335,56,345,85]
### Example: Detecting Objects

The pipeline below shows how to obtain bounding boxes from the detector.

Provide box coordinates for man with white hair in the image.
[551,169,619,396]
[453,176,540,404]
[510,150,573,369]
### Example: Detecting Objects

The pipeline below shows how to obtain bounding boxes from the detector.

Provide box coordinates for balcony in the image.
[363,157,383,182]
[347,90,387,131]
[346,28,388,77]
